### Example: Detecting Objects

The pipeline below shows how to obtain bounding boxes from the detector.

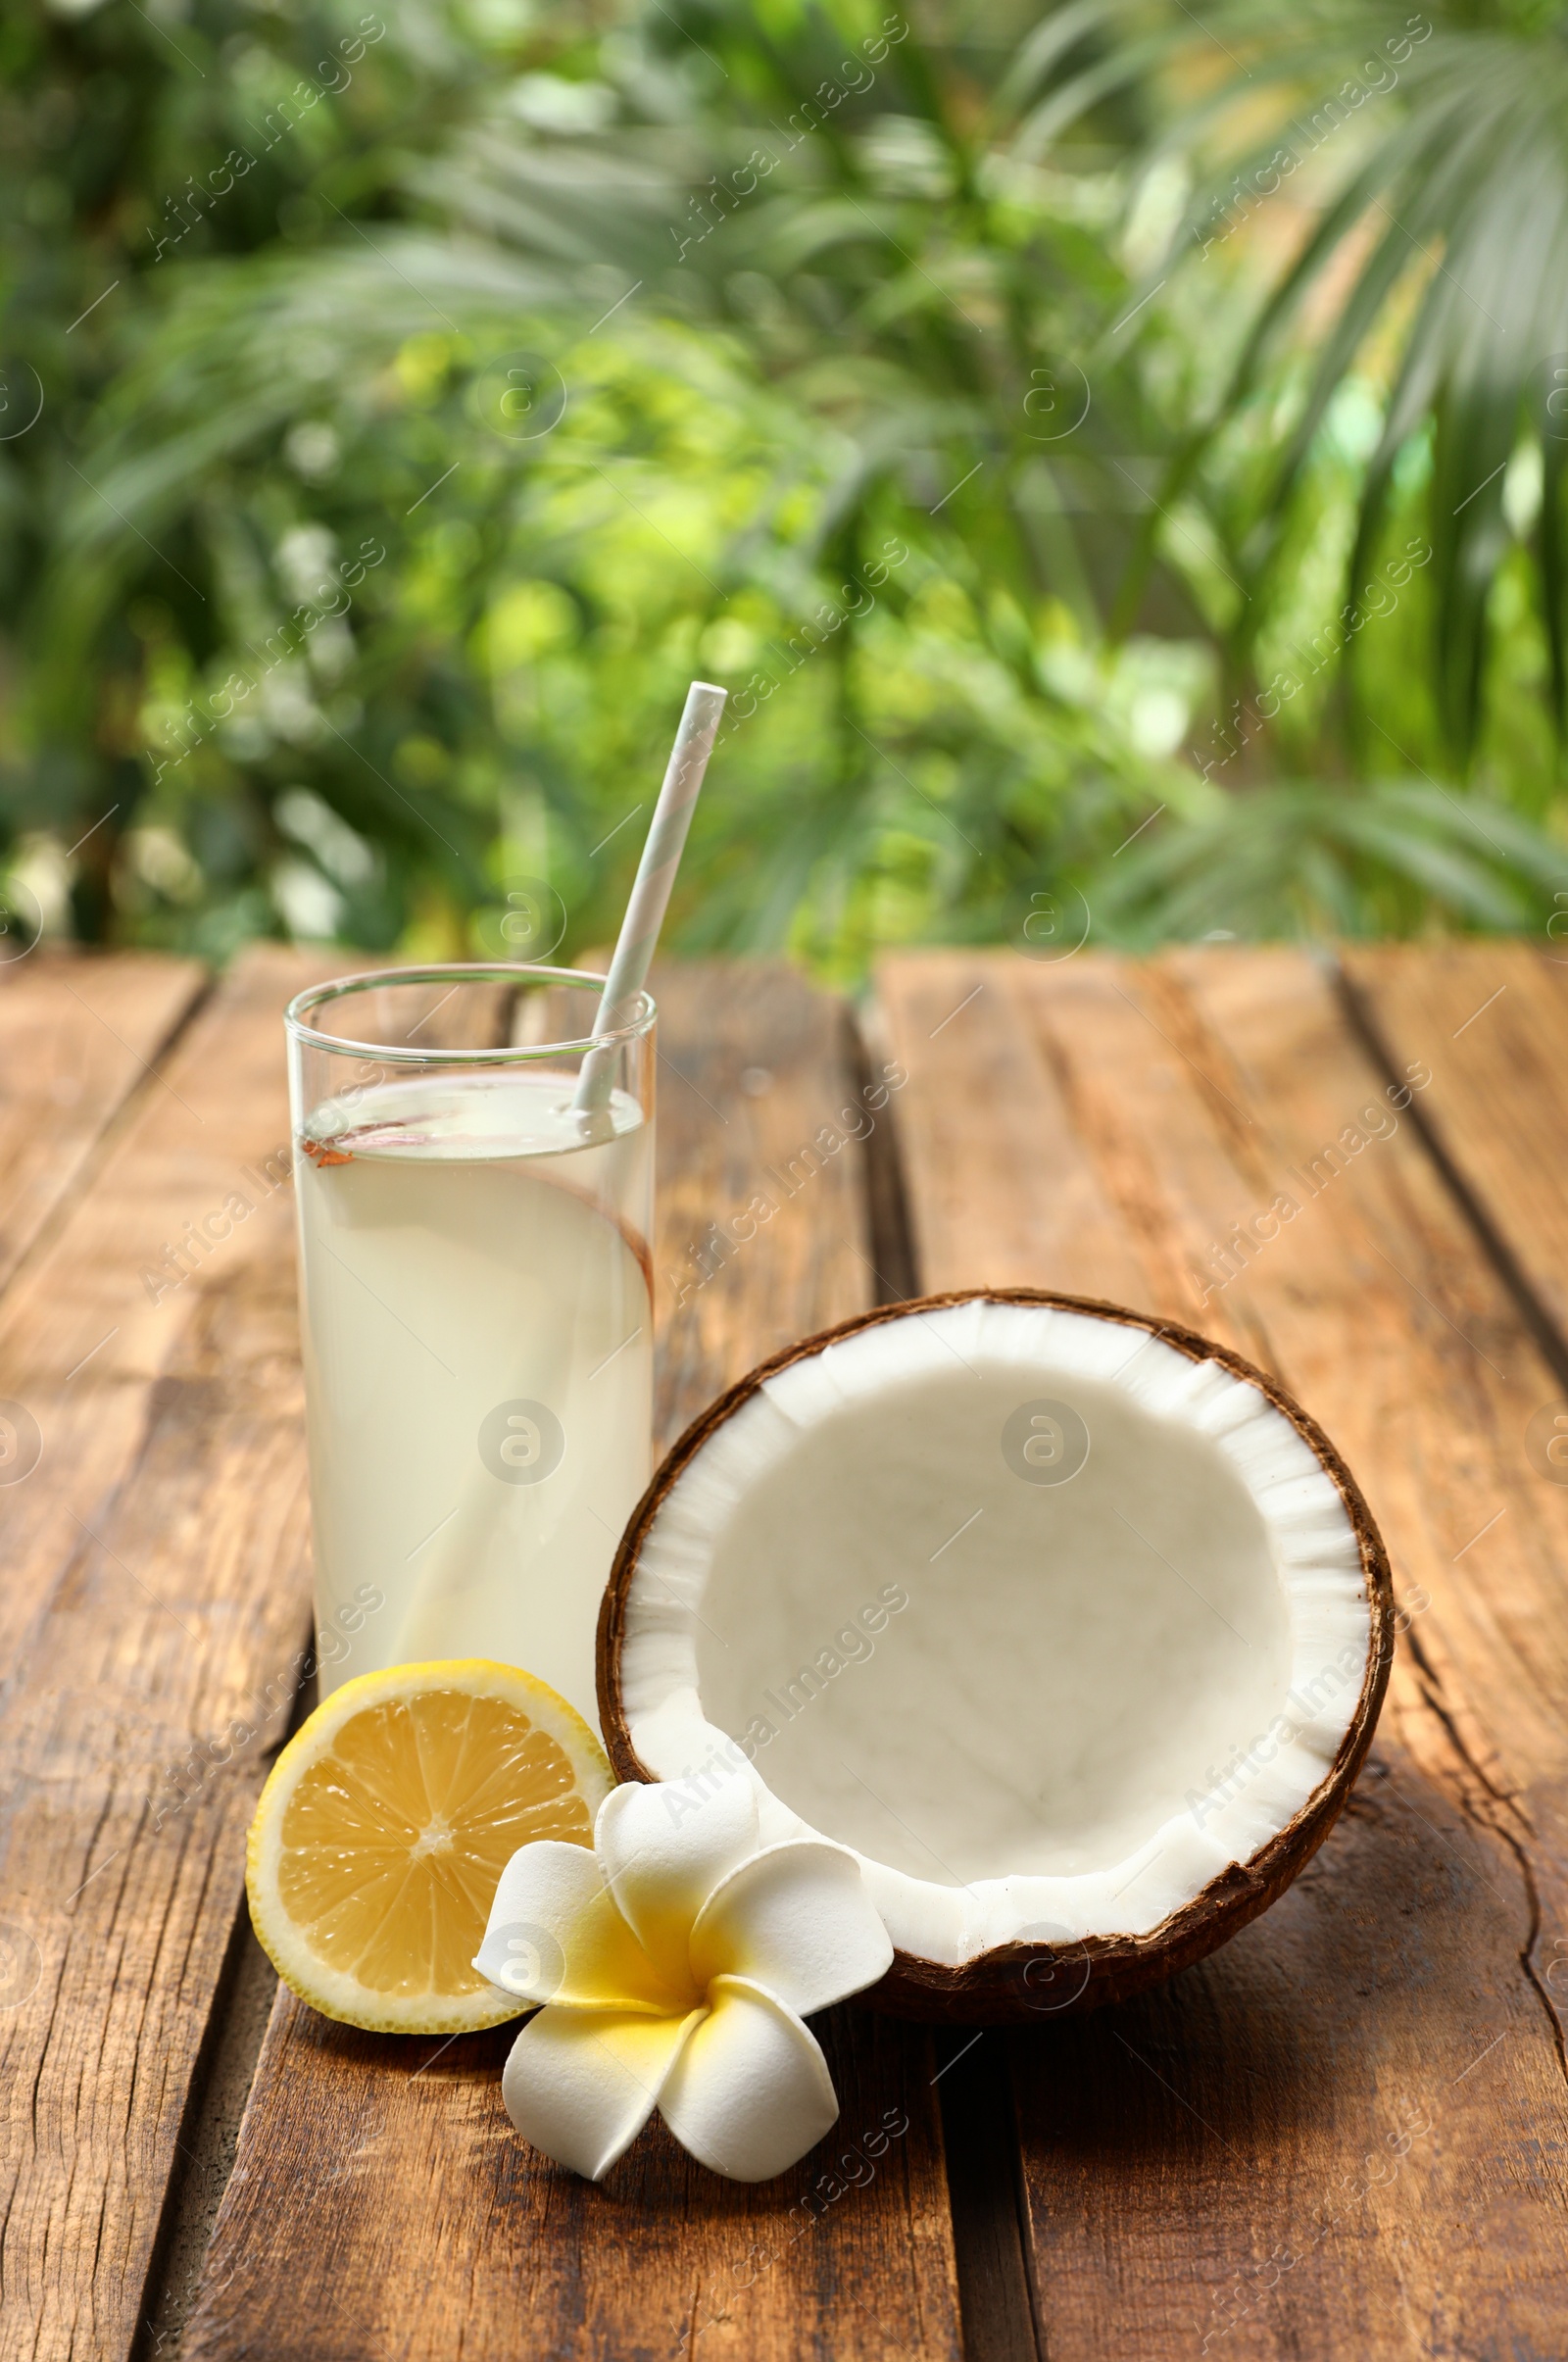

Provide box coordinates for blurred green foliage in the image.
[2,0,1565,978]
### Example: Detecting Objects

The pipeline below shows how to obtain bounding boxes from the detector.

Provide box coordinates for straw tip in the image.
[688,681,728,704]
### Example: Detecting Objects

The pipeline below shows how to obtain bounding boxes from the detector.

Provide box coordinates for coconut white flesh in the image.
[617,1304,1371,1964]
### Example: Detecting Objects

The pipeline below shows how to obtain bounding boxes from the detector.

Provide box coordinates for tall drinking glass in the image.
[284,965,655,1726]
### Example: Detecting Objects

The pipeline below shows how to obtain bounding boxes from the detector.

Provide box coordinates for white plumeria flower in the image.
[473,1771,893,2183]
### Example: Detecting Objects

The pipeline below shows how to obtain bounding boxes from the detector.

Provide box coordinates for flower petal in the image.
[474,1840,681,2012]
[595,1776,759,1993]
[657,1976,838,2183]
[501,2003,705,2181]
[689,1841,894,2016]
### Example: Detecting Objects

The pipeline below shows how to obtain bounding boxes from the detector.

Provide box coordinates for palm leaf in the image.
[1095,775,1565,942]
[1143,4,1568,761]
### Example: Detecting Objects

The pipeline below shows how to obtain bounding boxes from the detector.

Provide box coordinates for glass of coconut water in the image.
[284,965,655,1727]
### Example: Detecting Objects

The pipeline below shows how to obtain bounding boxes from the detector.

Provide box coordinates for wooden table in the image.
[4,938,1567,2361]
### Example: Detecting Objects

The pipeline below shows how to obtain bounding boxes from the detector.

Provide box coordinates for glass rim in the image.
[283,962,656,1066]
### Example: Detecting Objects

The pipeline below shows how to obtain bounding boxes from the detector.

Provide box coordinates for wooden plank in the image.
[0,947,205,1296]
[652,963,884,1443]
[1341,938,1568,1349]
[868,955,1150,1308]
[876,945,1568,2361]
[0,944,353,2362]
[182,962,963,2362]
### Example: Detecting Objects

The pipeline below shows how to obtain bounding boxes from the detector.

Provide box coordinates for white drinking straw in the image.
[572,679,727,1119]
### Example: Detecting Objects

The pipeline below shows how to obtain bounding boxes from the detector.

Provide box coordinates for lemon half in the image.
[247,1659,613,2034]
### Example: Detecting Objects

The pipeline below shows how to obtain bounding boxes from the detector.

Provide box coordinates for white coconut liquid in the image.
[295,1069,652,1724]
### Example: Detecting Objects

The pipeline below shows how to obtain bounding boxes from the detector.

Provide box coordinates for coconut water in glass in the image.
[284,966,655,1726]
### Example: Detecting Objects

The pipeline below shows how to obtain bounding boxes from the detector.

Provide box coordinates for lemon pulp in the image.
[248,1660,612,2034]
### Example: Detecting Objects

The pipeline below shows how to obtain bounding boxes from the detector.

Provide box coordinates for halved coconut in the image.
[598,1291,1393,2021]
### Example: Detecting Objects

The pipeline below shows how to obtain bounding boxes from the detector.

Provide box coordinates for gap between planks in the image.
[1332,950,1568,2099]
[851,1000,1043,2362]
[1334,957,1568,1402]
[0,952,214,1306]
[133,1668,321,2362]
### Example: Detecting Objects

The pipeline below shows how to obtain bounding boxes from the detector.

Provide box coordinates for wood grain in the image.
[181,961,963,2362]
[652,962,885,1444]
[0,948,204,1296]
[871,955,1150,1308]
[0,945,352,2362]
[876,945,1568,2360]
[1341,938,1568,1352]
